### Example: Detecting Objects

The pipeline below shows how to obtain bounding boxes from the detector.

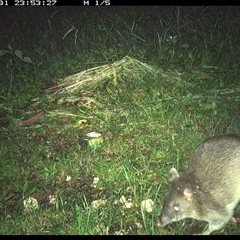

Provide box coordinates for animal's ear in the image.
[169,168,179,181]
[183,184,193,201]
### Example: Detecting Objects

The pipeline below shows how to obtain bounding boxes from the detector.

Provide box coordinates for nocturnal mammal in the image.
[157,134,240,235]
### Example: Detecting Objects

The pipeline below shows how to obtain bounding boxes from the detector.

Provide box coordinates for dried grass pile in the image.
[48,55,164,94]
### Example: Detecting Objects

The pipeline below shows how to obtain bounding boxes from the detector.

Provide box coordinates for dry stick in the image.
[18,110,45,126]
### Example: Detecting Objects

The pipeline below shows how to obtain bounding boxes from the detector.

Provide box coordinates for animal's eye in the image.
[173,205,180,212]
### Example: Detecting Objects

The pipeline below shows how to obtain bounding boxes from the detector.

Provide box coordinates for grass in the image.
[1,6,240,235]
